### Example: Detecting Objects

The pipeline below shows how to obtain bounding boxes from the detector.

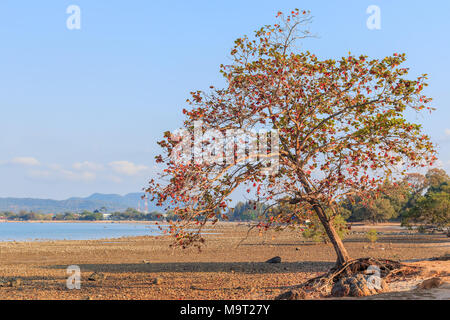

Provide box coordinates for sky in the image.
[0,0,449,199]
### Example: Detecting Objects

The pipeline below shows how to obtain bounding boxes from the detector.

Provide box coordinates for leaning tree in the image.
[146,10,436,267]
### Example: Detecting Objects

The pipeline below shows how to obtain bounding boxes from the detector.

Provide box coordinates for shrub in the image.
[417,225,427,234]
[366,229,378,243]
[302,215,348,244]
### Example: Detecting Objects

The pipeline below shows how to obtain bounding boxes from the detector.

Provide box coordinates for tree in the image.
[425,168,449,189]
[18,211,38,221]
[79,210,103,221]
[63,212,77,220]
[399,169,449,221]
[345,180,410,223]
[229,201,267,221]
[349,197,396,223]
[403,171,450,230]
[110,208,161,221]
[147,10,436,267]
[302,213,349,244]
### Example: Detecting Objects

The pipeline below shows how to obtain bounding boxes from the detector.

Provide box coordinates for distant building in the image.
[102,213,111,220]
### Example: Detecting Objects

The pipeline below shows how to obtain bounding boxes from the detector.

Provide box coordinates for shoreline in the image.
[0,221,225,243]
[0,220,167,243]
[0,219,161,224]
[0,222,448,299]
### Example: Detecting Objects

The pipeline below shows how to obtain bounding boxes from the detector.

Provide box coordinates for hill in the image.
[0,193,156,213]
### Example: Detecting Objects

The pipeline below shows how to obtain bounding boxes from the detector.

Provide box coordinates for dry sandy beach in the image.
[0,222,448,300]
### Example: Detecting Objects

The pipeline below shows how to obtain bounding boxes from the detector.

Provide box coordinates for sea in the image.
[0,222,163,241]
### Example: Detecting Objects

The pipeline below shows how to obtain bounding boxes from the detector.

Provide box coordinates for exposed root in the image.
[298,257,420,296]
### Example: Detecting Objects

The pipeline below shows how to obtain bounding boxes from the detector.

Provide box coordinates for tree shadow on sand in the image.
[343,234,450,244]
[235,233,449,247]
[44,261,335,275]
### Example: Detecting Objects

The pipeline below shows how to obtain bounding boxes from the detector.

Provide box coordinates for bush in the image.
[417,225,427,234]
[79,211,103,221]
[302,215,348,244]
[366,229,378,243]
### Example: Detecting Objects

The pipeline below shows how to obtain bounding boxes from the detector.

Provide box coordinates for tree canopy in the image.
[402,169,450,230]
[147,10,437,266]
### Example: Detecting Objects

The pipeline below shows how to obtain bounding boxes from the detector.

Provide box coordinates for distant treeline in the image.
[227,168,450,231]
[1,169,448,230]
[343,168,449,228]
[0,208,163,222]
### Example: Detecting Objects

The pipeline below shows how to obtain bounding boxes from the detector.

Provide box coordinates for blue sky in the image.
[0,1,449,199]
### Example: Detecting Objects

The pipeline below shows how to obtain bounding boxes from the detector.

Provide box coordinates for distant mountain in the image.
[0,193,158,213]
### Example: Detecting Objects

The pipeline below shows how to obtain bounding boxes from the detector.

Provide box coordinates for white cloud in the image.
[444,160,450,170]
[28,170,51,178]
[11,157,40,166]
[59,169,96,182]
[109,161,150,176]
[72,161,104,171]
[28,164,96,182]
[21,159,150,183]
[106,175,123,183]
[445,128,450,136]
[48,163,63,170]
[433,159,444,168]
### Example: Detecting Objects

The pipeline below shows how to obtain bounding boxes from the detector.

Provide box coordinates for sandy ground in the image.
[363,259,450,300]
[0,222,448,300]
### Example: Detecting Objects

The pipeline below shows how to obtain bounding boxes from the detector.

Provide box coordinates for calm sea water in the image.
[0,222,163,241]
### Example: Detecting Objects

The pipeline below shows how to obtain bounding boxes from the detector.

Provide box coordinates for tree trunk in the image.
[298,174,351,267]
[310,201,350,267]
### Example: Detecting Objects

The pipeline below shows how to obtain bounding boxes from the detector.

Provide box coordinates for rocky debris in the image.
[331,273,389,297]
[152,277,163,285]
[0,277,23,288]
[266,256,281,264]
[275,289,307,300]
[8,278,22,287]
[88,272,106,281]
[417,277,443,290]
